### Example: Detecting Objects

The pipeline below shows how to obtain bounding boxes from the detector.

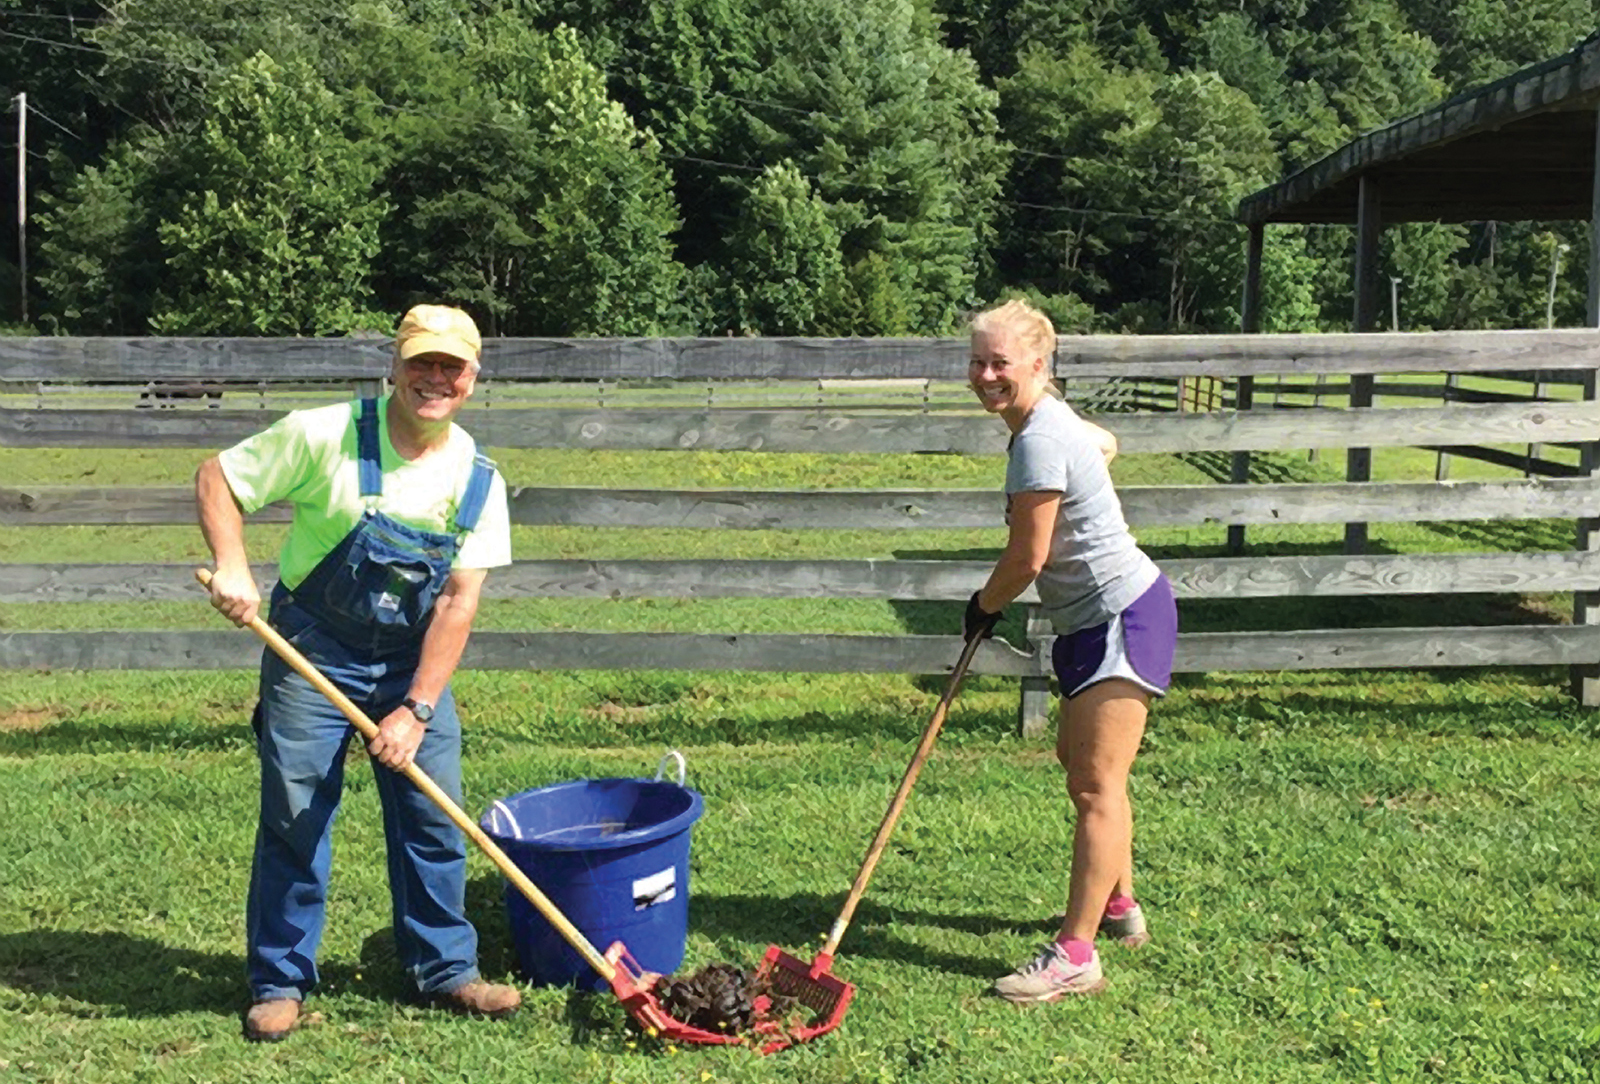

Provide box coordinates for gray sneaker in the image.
[992,943,1108,1003]
[1098,902,1150,948]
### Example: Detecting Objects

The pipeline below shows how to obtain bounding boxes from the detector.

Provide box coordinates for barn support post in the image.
[1229,223,1264,556]
[1346,175,1382,554]
[1571,108,1600,707]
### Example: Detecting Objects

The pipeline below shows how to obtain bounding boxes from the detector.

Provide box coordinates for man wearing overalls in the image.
[196,305,519,1042]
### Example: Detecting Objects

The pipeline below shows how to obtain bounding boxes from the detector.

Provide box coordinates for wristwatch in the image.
[402,696,435,724]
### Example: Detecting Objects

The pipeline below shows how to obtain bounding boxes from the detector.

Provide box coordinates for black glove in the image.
[963,591,1003,641]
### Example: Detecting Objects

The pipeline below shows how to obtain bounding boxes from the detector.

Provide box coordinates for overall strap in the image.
[454,452,497,534]
[355,398,382,498]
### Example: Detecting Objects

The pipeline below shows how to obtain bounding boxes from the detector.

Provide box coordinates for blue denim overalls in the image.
[247,398,497,1003]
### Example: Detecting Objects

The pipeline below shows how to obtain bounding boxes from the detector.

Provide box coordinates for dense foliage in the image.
[2,0,1597,335]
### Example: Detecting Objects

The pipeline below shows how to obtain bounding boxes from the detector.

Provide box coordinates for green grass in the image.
[3,432,1599,1083]
[4,668,1599,1083]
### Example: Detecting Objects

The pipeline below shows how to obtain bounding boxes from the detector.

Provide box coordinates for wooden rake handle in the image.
[819,630,987,959]
[194,568,616,981]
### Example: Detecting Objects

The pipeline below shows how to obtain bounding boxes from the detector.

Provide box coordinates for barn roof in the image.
[1237,31,1600,225]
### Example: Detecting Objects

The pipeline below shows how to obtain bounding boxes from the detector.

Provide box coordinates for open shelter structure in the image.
[1235,30,1600,703]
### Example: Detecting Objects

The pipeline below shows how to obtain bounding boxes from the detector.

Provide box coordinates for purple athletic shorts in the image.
[1051,572,1178,698]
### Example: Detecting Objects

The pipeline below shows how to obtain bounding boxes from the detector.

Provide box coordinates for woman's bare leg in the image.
[1054,678,1150,944]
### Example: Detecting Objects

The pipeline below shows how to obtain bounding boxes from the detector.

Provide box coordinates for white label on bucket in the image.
[632,867,676,911]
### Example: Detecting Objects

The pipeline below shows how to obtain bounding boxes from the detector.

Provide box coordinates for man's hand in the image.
[369,705,427,771]
[206,566,261,627]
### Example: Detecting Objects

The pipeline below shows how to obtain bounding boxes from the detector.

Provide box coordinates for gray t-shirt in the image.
[1005,396,1160,633]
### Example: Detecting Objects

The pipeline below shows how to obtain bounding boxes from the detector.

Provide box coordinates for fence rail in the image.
[2,398,1596,454]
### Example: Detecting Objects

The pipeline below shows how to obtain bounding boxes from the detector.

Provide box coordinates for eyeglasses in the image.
[403,356,472,381]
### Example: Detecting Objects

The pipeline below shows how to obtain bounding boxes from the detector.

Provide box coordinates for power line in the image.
[12,6,1300,182]
[17,100,83,141]
[7,4,1390,195]
[0,22,1267,231]
[0,142,49,160]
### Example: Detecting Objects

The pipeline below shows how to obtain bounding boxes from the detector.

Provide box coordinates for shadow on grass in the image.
[464,872,1021,994]
[0,927,481,1021]
[1166,674,1597,741]
[1416,517,1574,552]
[458,875,686,1047]
[686,891,1025,982]
[1177,591,1564,634]
[349,877,524,997]
[0,930,245,1019]
[502,698,1022,751]
[0,719,251,759]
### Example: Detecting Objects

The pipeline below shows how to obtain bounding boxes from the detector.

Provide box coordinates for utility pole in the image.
[12,91,24,326]
[1389,276,1402,331]
[1547,241,1569,328]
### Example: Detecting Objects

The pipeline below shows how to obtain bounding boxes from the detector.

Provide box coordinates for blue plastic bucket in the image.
[480,755,704,991]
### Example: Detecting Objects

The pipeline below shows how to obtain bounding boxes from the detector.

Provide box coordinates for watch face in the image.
[405,698,434,723]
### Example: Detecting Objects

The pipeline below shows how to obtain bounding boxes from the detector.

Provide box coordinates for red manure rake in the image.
[750,632,986,1052]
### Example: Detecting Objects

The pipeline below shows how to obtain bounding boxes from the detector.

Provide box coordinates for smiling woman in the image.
[964,297,1178,1004]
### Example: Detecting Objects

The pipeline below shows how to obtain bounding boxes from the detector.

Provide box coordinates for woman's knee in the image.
[1065,770,1128,814]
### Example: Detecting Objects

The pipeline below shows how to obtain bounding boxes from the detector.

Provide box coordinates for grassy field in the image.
[3,420,1599,1083]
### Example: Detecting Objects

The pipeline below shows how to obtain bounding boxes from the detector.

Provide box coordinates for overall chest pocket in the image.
[323,513,456,637]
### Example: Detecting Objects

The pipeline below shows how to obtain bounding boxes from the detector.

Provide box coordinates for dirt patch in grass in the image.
[583,701,657,725]
[0,708,58,731]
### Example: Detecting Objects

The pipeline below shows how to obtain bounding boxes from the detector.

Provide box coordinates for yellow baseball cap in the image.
[395,304,482,365]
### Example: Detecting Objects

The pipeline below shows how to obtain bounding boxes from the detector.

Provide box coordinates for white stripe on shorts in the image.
[1064,610,1167,699]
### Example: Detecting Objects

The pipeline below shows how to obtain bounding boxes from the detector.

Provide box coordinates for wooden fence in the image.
[4,328,1600,732]
[1249,371,1587,479]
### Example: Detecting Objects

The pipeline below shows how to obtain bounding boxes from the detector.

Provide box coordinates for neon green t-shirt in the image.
[218,396,513,589]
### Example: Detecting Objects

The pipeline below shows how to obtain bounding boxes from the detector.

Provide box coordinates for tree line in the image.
[2,0,1596,339]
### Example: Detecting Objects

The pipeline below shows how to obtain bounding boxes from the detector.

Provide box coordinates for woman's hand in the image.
[1083,420,1119,464]
[963,591,1004,641]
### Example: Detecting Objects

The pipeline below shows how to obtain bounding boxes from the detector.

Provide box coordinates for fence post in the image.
[1016,604,1054,739]
[1572,111,1600,707]
[1231,223,1264,555]
[1346,175,1382,555]
[1527,371,1549,476]
[1435,373,1458,481]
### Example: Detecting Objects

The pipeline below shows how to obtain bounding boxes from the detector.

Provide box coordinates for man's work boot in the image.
[243,998,301,1042]
[433,980,521,1019]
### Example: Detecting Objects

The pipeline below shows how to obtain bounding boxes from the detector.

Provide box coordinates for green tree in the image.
[1402,0,1596,90]
[33,132,169,333]
[542,0,1005,334]
[1382,223,1465,331]
[1114,71,1277,328]
[997,44,1160,305]
[377,19,685,335]
[1258,227,1323,334]
[150,54,388,335]
[717,163,846,335]
[90,0,347,131]
[1001,50,1274,330]
[1279,0,1443,138]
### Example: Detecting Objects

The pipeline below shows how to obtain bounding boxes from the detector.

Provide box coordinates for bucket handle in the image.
[654,749,687,787]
